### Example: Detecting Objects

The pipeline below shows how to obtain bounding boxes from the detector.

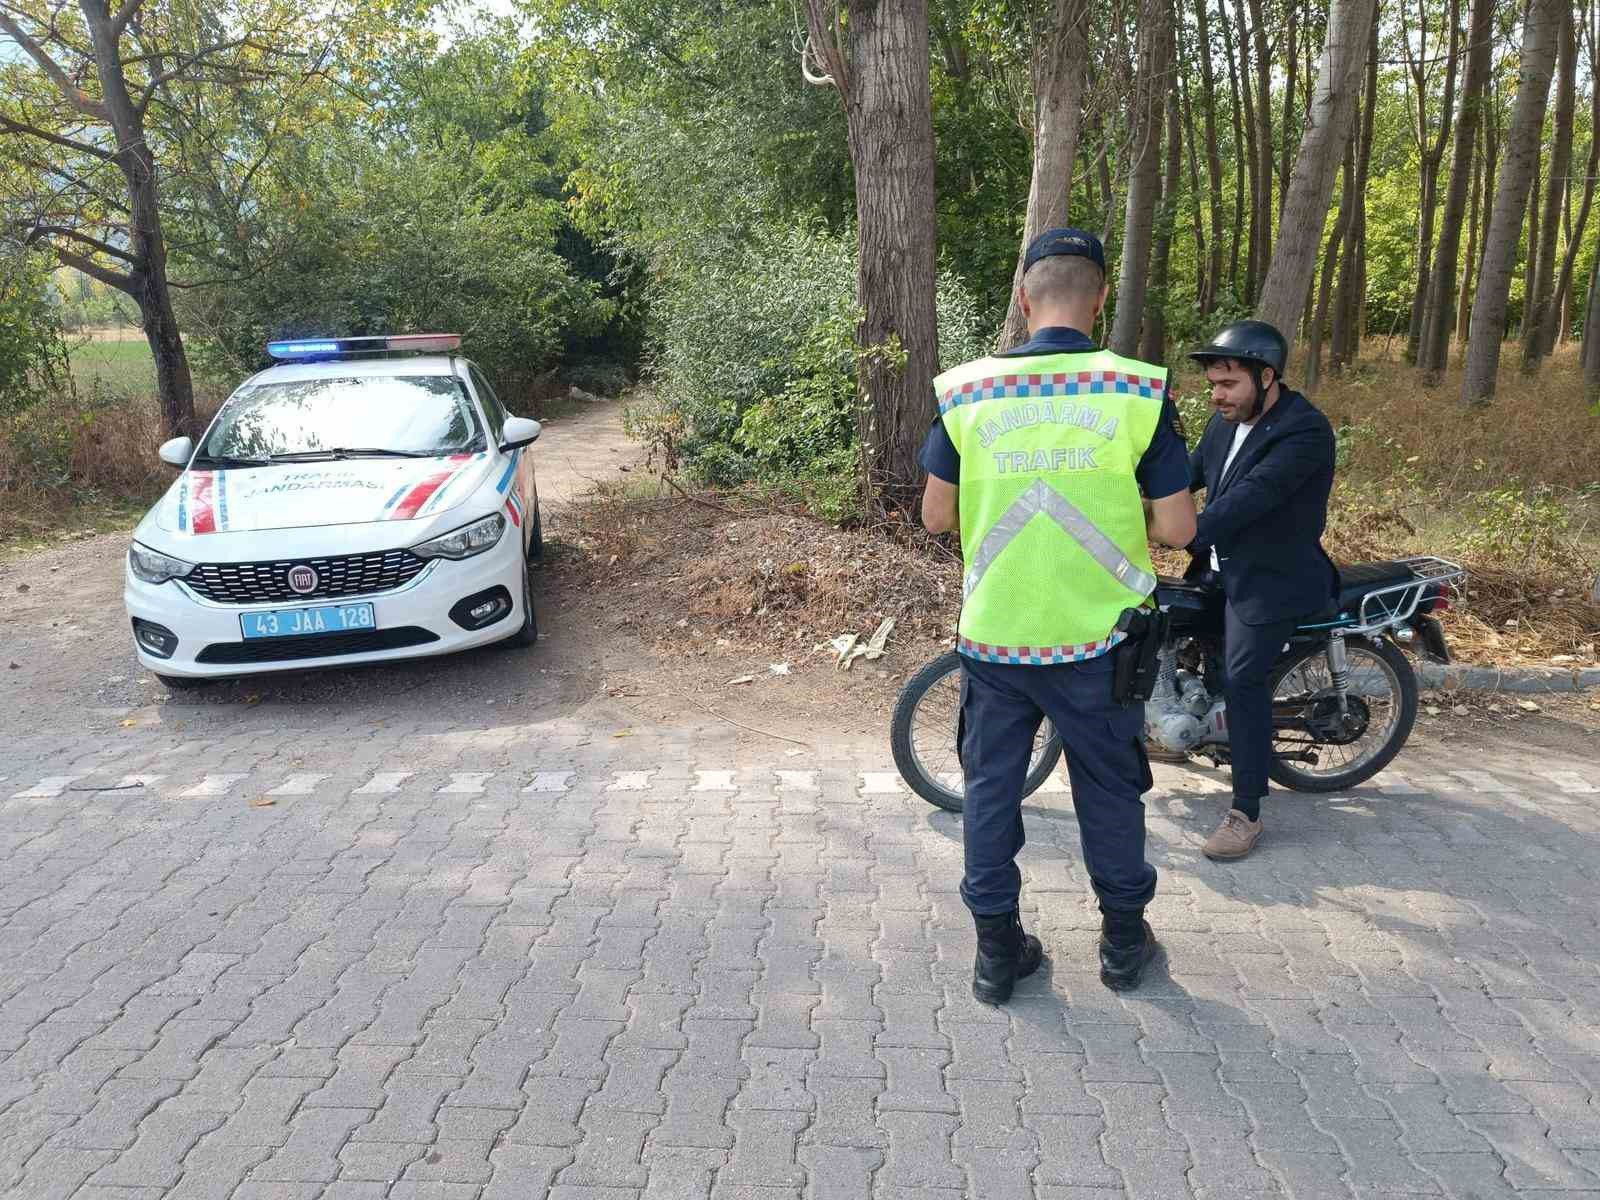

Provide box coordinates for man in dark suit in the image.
[1185,320,1338,860]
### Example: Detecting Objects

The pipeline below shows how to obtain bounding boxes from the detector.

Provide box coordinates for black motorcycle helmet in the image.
[1189,319,1288,422]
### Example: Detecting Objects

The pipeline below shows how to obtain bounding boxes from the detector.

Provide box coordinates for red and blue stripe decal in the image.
[178,470,230,534]
[381,454,473,521]
[505,490,524,527]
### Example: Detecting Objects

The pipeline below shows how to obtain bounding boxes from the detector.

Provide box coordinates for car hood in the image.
[153,452,493,534]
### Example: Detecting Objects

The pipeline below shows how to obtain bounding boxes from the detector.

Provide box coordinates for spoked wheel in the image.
[890,650,1065,813]
[1266,636,1417,792]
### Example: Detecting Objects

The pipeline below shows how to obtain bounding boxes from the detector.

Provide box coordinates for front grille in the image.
[196,627,439,664]
[186,550,428,604]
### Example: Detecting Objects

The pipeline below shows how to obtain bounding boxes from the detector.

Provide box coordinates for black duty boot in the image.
[972,910,1044,1006]
[1099,909,1158,992]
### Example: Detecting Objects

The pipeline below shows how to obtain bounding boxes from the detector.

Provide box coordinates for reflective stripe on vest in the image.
[962,478,1158,602]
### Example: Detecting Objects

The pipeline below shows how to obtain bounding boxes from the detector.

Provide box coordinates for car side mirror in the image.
[500,417,541,451]
[158,437,194,468]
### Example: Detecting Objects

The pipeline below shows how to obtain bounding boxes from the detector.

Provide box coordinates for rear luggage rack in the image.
[1349,556,1465,634]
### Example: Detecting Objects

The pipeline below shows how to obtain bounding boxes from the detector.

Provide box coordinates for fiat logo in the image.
[286,565,319,595]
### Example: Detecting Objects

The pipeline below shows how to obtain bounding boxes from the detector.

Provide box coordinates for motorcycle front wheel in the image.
[1266,636,1418,792]
[889,650,1065,813]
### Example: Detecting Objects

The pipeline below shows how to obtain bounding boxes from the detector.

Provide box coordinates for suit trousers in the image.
[1222,603,1299,818]
[958,651,1156,916]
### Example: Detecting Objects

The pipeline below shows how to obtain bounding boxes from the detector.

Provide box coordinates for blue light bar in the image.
[267,339,341,359]
[265,334,462,362]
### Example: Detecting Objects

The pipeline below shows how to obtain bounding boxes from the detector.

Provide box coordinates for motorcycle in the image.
[890,556,1464,813]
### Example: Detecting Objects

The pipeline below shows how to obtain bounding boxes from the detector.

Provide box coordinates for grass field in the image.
[68,334,158,395]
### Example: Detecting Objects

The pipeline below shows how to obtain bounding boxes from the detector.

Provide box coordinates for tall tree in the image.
[0,0,309,437]
[998,0,1091,350]
[1140,67,1184,363]
[1244,0,1273,289]
[1420,0,1498,377]
[1521,0,1576,371]
[1224,0,1260,302]
[1192,0,1226,314]
[1461,0,1562,406]
[1253,0,1378,351]
[1402,0,1461,365]
[1545,1,1600,359]
[1110,0,1172,355]
[801,0,940,510]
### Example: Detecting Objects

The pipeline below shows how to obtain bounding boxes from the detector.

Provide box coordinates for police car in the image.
[123,335,543,688]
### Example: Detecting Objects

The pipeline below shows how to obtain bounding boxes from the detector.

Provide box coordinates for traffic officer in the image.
[1184,320,1339,860]
[919,228,1196,998]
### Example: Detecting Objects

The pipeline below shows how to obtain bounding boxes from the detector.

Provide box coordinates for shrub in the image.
[0,252,71,415]
[640,222,994,519]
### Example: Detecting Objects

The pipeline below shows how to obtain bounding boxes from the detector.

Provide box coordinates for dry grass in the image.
[0,384,222,543]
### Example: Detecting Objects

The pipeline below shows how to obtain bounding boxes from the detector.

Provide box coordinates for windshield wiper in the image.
[191,454,273,468]
[268,447,441,461]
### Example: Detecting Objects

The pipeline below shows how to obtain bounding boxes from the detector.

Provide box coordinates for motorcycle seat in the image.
[1336,560,1418,613]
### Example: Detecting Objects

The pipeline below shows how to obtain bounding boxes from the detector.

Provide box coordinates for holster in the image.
[1110,606,1167,704]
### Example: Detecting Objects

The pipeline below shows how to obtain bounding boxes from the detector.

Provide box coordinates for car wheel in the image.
[155,673,212,691]
[528,501,544,565]
[502,564,538,648]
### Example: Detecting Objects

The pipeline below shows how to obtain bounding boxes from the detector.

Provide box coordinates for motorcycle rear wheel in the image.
[1266,636,1418,792]
[890,650,1065,813]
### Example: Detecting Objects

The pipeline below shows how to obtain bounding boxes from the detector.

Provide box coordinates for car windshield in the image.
[199,375,484,462]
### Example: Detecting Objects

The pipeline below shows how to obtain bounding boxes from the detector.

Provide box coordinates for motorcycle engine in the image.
[1143,647,1226,752]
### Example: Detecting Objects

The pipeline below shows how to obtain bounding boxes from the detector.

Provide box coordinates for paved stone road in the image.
[3,699,1599,1200]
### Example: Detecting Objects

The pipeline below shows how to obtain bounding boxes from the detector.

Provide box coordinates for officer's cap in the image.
[1023,227,1106,275]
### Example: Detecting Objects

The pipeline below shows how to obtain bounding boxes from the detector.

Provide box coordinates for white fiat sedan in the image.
[123,335,543,688]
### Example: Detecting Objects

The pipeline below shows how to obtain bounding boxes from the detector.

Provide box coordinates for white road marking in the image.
[608,771,653,792]
[267,773,329,796]
[776,770,817,792]
[354,772,413,794]
[860,772,905,795]
[10,775,82,800]
[440,772,493,794]
[692,770,738,792]
[178,774,247,799]
[1538,770,1598,794]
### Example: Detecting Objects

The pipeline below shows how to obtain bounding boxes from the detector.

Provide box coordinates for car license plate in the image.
[240,603,376,639]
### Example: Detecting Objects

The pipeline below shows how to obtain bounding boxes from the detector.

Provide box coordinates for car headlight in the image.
[128,541,195,584]
[411,513,506,560]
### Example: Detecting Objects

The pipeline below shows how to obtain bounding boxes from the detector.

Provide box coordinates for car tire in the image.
[155,673,212,691]
[502,564,538,648]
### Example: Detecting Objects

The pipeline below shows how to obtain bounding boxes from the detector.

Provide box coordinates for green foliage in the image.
[0,252,71,416]
[1461,484,1583,572]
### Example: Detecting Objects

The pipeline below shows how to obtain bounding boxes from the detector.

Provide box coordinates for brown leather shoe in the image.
[1203,809,1263,860]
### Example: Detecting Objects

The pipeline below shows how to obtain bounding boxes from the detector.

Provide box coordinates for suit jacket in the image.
[1185,388,1339,625]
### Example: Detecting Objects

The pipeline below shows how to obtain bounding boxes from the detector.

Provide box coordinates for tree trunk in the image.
[1523,157,1543,337]
[1523,1,1576,370]
[1307,142,1357,394]
[1253,0,1378,354]
[1461,0,1563,406]
[1110,0,1172,356]
[1420,0,1498,377]
[1141,70,1185,364]
[1181,74,1210,310]
[998,0,1091,350]
[1458,116,1486,346]
[802,0,941,510]
[1227,0,1261,304]
[1583,248,1600,398]
[1245,0,1274,290]
[1405,0,1462,365]
[1280,0,1299,215]
[1193,0,1226,314]
[1548,8,1600,358]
